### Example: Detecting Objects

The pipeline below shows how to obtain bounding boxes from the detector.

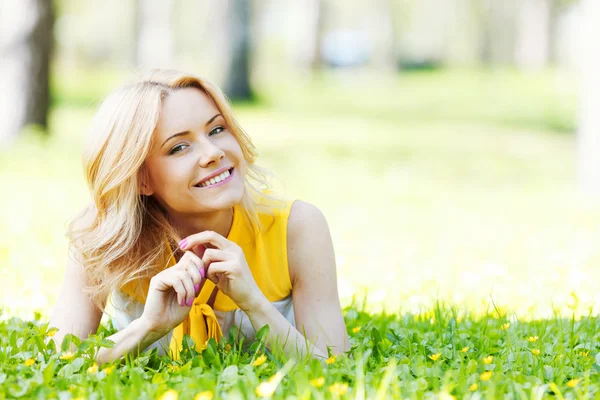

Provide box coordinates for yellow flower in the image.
[579,350,589,357]
[87,364,98,374]
[225,344,232,352]
[24,358,35,366]
[480,371,492,381]
[567,379,581,388]
[310,377,325,388]
[527,336,539,342]
[352,326,361,333]
[167,364,180,372]
[429,353,441,361]
[483,356,493,364]
[46,328,58,337]
[102,365,115,375]
[501,322,510,330]
[469,383,478,391]
[255,381,277,398]
[194,391,213,400]
[460,347,469,353]
[328,383,349,395]
[531,349,540,356]
[59,351,76,361]
[325,356,336,365]
[158,390,178,400]
[252,354,267,367]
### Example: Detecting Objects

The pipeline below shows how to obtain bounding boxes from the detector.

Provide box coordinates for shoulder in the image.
[286,200,333,285]
[287,200,327,235]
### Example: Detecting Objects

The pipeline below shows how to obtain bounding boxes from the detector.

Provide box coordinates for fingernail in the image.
[194,283,200,292]
[179,239,188,248]
[200,268,205,278]
[187,298,193,307]
[181,298,185,307]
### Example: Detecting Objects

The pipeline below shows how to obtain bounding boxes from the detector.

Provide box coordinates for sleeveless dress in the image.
[108,194,297,359]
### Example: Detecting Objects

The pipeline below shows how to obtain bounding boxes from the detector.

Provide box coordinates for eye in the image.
[169,144,187,155]
[209,126,225,137]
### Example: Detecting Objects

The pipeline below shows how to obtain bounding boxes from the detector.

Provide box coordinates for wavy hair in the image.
[65,69,284,313]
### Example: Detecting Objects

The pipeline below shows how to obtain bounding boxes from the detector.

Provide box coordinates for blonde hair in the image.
[66,69,284,312]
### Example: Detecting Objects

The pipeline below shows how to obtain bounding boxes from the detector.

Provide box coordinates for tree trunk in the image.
[223,0,253,101]
[577,0,600,195]
[135,0,174,69]
[477,0,519,66]
[0,0,53,146]
[310,0,326,71]
[515,0,551,70]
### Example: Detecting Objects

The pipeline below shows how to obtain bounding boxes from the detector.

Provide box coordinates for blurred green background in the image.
[1,0,599,323]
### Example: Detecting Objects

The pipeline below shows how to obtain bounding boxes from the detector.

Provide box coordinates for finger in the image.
[204,261,230,284]
[170,275,187,307]
[201,248,234,272]
[183,256,204,295]
[179,230,230,252]
[181,273,196,307]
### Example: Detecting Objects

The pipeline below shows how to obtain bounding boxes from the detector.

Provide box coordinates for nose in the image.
[197,140,225,168]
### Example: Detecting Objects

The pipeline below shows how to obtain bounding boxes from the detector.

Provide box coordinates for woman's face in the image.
[142,87,245,215]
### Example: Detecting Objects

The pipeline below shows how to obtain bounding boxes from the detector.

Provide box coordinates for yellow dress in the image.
[119,193,296,359]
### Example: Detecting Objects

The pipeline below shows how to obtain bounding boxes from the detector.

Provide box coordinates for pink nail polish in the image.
[179,239,188,248]
[180,298,185,307]
[194,284,200,292]
[200,268,205,278]
[187,298,193,307]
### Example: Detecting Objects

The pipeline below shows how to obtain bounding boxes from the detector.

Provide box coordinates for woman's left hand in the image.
[179,231,264,312]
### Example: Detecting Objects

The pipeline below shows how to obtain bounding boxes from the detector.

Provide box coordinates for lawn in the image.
[2,66,600,398]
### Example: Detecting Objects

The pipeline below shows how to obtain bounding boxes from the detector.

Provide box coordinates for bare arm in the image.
[244,201,349,360]
[95,317,167,364]
[49,247,169,364]
[49,247,104,353]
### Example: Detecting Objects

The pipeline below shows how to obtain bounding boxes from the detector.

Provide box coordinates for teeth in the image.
[199,169,231,187]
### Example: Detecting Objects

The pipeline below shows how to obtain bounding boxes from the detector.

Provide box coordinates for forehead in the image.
[154,87,219,139]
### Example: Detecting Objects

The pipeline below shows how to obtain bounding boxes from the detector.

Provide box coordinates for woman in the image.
[49,69,349,364]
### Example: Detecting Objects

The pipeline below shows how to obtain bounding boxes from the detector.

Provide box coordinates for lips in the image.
[194,167,234,187]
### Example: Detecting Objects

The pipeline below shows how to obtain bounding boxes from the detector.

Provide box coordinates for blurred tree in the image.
[477,0,519,66]
[135,0,174,69]
[0,0,54,145]
[577,0,600,194]
[223,0,253,101]
[310,0,326,71]
[515,0,551,70]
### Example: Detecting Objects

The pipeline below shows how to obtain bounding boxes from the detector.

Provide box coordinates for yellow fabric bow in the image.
[169,302,223,360]
[119,239,224,360]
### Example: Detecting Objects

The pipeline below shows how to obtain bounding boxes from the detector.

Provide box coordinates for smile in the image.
[194,167,234,189]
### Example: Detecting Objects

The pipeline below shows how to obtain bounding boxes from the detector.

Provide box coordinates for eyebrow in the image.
[161,113,223,149]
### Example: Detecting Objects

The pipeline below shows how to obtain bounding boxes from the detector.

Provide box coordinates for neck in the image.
[169,207,235,240]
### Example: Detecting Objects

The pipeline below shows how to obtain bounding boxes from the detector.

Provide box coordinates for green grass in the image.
[2,66,600,397]
[2,299,599,399]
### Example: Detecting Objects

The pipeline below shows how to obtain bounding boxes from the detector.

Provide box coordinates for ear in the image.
[138,165,154,196]
[140,183,154,196]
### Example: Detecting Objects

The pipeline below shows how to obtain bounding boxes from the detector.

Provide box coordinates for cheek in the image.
[152,162,188,188]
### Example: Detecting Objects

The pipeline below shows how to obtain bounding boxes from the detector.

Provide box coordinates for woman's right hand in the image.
[140,250,206,334]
